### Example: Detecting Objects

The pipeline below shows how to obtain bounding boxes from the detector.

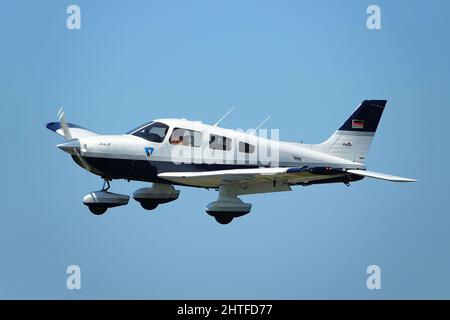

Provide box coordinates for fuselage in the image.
[69,118,365,187]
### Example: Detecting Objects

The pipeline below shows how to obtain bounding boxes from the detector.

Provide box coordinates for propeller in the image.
[56,108,91,172]
[57,108,72,140]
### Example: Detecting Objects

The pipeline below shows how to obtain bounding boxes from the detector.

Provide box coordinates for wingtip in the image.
[46,122,83,131]
[46,122,61,132]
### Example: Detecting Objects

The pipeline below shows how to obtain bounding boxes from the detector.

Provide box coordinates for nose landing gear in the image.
[83,179,130,215]
[87,204,108,215]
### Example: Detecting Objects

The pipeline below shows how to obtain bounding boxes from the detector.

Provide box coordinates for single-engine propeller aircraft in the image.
[47,100,416,224]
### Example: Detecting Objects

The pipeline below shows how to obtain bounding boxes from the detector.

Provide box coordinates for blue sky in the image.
[1,0,449,299]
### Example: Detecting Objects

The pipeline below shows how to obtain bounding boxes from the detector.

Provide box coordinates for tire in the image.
[140,201,159,210]
[215,216,233,225]
[88,205,107,215]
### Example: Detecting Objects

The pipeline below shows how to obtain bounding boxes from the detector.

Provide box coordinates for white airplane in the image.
[47,100,416,224]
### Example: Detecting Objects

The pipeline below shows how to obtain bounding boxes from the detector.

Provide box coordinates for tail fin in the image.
[313,100,387,163]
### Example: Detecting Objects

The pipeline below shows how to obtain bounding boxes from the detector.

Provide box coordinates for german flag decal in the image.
[352,119,364,129]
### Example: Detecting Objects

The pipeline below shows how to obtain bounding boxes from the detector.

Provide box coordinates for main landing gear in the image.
[132,184,180,211]
[206,185,252,225]
[83,179,130,215]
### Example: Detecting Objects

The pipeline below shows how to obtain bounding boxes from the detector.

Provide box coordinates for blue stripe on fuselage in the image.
[81,156,259,184]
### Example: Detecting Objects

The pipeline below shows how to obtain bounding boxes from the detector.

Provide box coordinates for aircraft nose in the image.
[57,138,81,155]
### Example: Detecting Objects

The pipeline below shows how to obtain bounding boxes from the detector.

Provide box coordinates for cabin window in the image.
[239,141,255,154]
[131,121,169,143]
[170,128,202,147]
[209,134,231,151]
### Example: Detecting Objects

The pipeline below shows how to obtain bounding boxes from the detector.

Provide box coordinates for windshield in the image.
[129,121,169,143]
[126,121,154,134]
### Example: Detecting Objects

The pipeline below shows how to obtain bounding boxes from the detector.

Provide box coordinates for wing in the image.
[158,166,348,195]
[158,167,416,195]
[346,169,417,182]
[46,122,98,139]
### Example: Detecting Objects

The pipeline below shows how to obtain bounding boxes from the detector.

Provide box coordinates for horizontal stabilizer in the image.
[347,169,417,182]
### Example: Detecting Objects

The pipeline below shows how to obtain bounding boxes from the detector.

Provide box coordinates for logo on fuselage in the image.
[144,147,155,156]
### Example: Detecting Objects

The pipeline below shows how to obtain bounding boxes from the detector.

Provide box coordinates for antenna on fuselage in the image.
[249,115,271,135]
[214,106,235,127]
